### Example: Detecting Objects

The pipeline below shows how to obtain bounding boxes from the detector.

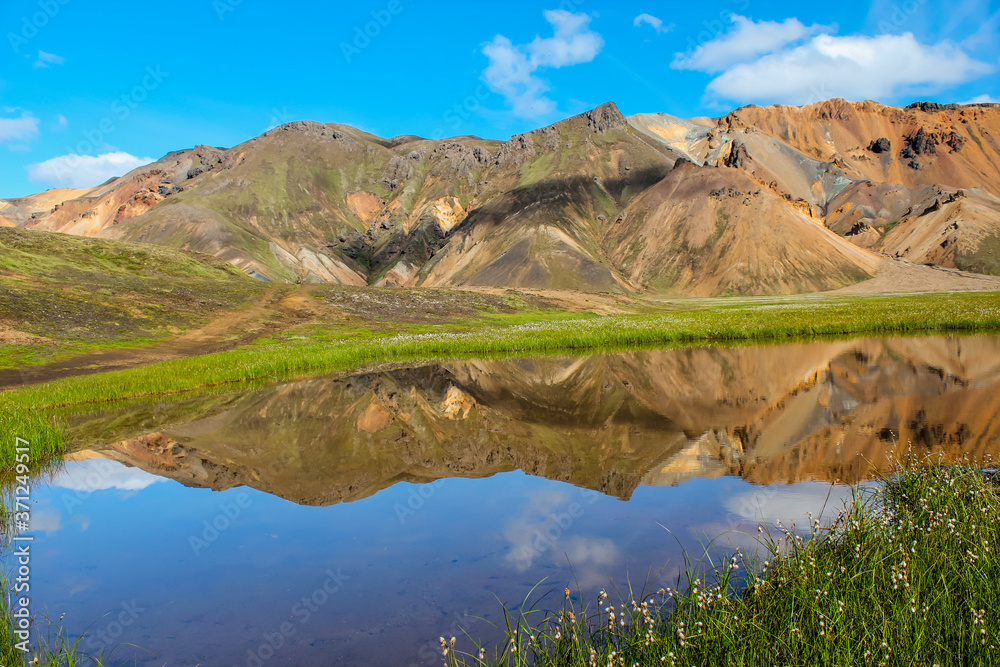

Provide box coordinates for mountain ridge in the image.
[5,98,1000,296]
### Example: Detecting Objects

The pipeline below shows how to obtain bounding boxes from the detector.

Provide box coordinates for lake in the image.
[7,334,1000,665]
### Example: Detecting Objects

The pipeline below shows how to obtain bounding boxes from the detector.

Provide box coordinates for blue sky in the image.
[1,0,997,198]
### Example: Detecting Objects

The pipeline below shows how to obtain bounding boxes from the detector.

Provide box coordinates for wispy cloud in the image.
[634,13,672,34]
[674,16,994,105]
[724,483,857,526]
[501,488,620,582]
[51,459,167,492]
[27,152,155,189]
[672,16,828,73]
[960,6,1000,49]
[33,50,66,69]
[0,113,40,143]
[482,10,604,118]
[961,93,999,103]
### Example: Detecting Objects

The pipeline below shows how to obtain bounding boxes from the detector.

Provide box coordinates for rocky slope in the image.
[4,99,1000,294]
[634,99,1000,279]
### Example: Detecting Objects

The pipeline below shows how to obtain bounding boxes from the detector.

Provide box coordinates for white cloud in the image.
[27,151,155,189]
[0,113,40,142]
[673,15,827,73]
[482,10,604,118]
[29,507,62,535]
[962,93,1000,103]
[674,17,995,106]
[724,482,858,527]
[483,37,554,117]
[51,458,166,493]
[55,114,68,130]
[33,50,65,69]
[634,13,672,34]
[710,33,993,104]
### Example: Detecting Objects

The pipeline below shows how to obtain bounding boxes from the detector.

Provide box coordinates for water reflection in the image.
[72,334,1000,500]
[5,334,999,666]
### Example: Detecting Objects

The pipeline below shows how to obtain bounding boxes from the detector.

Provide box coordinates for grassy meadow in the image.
[446,463,999,667]
[0,226,267,369]
[3,290,1000,412]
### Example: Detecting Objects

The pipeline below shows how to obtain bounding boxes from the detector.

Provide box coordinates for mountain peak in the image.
[583,101,626,134]
[7,98,1000,296]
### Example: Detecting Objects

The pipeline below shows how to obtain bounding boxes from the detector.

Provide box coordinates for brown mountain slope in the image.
[608,161,879,295]
[632,100,1000,276]
[4,99,1000,294]
[0,187,93,228]
[718,99,1000,198]
[385,103,677,291]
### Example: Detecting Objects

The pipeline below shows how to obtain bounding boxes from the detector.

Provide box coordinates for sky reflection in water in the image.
[9,334,1000,666]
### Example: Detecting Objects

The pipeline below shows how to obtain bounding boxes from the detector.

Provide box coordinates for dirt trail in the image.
[826,258,1000,294]
[0,285,317,389]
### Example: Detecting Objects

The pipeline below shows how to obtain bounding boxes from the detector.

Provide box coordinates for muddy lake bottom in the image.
[6,333,1000,665]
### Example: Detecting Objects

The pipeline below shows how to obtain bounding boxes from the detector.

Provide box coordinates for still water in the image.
[9,334,1000,665]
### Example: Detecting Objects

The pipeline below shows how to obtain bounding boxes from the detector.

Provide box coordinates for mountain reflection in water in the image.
[71,334,1000,503]
[16,334,1000,666]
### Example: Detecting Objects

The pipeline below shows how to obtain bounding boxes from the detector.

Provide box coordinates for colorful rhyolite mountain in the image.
[4,100,1000,295]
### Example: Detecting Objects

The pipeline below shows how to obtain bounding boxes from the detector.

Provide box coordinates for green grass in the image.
[2,292,999,420]
[0,226,265,366]
[447,462,999,666]
[2,567,110,666]
[0,345,47,369]
[0,409,63,474]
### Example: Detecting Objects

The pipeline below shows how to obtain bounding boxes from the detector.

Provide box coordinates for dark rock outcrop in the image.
[584,102,627,134]
[723,140,752,169]
[904,127,938,156]
[907,101,961,112]
[868,137,891,153]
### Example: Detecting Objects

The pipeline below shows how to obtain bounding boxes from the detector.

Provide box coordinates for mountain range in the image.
[3,99,1000,296]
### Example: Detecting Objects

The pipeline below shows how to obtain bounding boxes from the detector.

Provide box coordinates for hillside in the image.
[3,99,1000,296]
[0,226,267,368]
[634,99,1000,280]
